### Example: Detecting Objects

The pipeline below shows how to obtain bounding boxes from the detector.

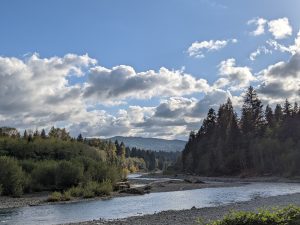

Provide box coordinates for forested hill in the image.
[182,86,300,177]
[109,136,186,152]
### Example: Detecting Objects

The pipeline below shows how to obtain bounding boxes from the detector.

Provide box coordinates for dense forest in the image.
[0,127,124,197]
[182,86,300,177]
[125,146,181,171]
[0,127,178,197]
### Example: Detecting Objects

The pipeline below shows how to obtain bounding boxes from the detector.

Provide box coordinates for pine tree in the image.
[274,104,283,123]
[283,99,292,118]
[23,130,28,139]
[240,86,264,136]
[33,129,40,137]
[40,129,46,139]
[198,108,216,136]
[265,105,274,127]
[292,102,299,117]
[77,133,83,142]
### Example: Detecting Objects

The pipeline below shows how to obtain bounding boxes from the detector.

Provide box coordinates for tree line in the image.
[182,86,300,177]
[0,127,178,197]
[0,128,125,197]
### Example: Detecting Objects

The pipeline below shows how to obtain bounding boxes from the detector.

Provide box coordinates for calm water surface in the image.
[1,182,300,225]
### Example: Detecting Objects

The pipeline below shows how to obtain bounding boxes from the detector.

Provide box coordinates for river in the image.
[1,177,300,225]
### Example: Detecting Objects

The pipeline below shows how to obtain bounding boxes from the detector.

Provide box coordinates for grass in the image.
[47,180,113,201]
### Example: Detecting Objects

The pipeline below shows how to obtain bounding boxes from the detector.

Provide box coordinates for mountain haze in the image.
[109,136,186,152]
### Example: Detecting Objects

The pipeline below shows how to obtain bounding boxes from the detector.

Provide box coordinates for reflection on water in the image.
[0,182,300,225]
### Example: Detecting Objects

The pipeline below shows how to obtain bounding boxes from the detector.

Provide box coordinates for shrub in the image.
[62,190,72,201]
[94,180,112,196]
[31,161,57,190]
[47,191,63,202]
[81,181,113,198]
[20,160,36,173]
[82,186,95,198]
[204,205,300,225]
[0,156,26,197]
[68,186,83,197]
[55,161,83,189]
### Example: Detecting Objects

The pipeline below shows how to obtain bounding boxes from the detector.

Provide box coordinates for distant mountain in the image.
[108,136,186,152]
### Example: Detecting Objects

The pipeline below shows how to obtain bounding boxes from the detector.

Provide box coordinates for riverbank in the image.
[1,173,299,210]
[0,178,240,209]
[67,193,300,225]
[141,172,300,183]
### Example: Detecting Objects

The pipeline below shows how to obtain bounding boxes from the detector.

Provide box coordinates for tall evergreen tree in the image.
[292,102,299,117]
[265,105,274,127]
[197,108,216,136]
[23,130,28,140]
[40,129,46,139]
[240,86,264,136]
[283,99,292,117]
[181,87,300,177]
[77,133,83,142]
[274,104,283,123]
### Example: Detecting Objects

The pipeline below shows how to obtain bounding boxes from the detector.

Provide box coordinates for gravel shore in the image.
[0,177,243,209]
[0,193,48,209]
[67,193,300,225]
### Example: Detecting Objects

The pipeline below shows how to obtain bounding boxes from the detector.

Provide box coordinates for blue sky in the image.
[0,0,299,139]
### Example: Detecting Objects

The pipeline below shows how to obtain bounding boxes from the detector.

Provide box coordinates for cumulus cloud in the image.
[214,58,256,90]
[0,52,298,140]
[248,17,267,36]
[248,17,292,39]
[0,53,96,128]
[258,53,300,104]
[84,66,211,104]
[267,30,300,55]
[187,39,237,58]
[0,53,214,139]
[268,17,292,39]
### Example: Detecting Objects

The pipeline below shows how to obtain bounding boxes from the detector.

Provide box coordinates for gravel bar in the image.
[66,193,300,225]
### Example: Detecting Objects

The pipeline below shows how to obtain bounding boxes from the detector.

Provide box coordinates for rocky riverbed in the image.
[0,175,243,209]
[66,193,300,225]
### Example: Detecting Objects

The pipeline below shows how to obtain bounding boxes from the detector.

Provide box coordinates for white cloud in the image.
[214,58,256,90]
[0,52,298,140]
[187,39,237,58]
[248,17,292,39]
[0,53,96,128]
[258,53,300,104]
[268,17,292,39]
[248,17,267,36]
[249,46,272,61]
[84,66,211,104]
[0,53,213,139]
[267,30,300,55]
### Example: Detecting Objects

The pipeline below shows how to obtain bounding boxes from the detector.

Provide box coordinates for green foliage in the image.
[0,156,26,197]
[0,137,104,161]
[47,191,63,202]
[47,180,112,202]
[204,206,300,225]
[62,190,72,201]
[68,186,83,197]
[81,181,112,198]
[55,161,83,189]
[0,129,124,197]
[31,161,57,190]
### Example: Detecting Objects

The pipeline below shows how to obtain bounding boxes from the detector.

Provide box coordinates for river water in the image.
[1,178,300,225]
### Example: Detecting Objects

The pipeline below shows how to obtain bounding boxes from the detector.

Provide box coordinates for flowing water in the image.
[1,177,300,225]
